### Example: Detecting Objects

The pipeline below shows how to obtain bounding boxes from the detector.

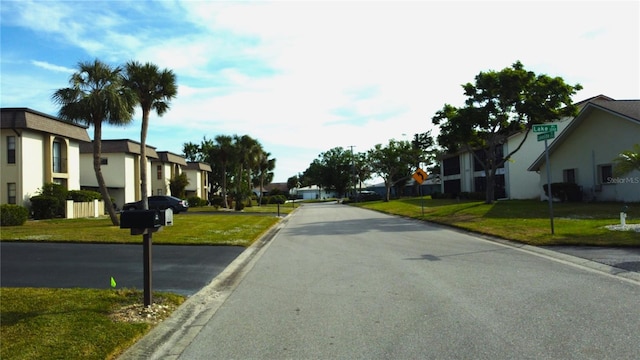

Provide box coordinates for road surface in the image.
[127,202,640,359]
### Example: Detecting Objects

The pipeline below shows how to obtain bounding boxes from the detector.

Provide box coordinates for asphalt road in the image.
[126,202,640,360]
[0,242,244,296]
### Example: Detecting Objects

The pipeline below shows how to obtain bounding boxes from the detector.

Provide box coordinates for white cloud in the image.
[31,60,74,73]
[2,0,638,182]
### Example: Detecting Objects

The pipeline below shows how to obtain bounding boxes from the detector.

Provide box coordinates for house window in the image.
[157,189,163,195]
[100,157,108,165]
[7,183,16,204]
[53,140,62,172]
[443,156,460,176]
[599,164,613,184]
[563,169,576,184]
[157,165,162,180]
[7,136,15,164]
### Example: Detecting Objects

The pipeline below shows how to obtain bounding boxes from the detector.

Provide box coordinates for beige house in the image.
[152,151,187,196]
[79,139,158,210]
[1,108,90,206]
[184,162,212,200]
[528,98,640,202]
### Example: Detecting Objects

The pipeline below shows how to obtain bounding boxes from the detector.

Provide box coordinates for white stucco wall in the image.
[506,119,571,199]
[21,132,44,204]
[537,111,640,202]
[67,141,81,190]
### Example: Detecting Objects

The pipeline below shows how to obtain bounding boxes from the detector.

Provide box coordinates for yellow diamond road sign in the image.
[413,168,428,184]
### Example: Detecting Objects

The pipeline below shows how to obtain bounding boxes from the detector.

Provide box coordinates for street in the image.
[135,202,640,359]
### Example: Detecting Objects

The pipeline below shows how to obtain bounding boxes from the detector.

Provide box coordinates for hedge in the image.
[1,204,29,226]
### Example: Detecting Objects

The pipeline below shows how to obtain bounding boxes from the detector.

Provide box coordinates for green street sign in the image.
[532,124,558,133]
[537,131,555,141]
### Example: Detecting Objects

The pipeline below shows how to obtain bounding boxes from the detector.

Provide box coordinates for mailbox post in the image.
[120,208,173,306]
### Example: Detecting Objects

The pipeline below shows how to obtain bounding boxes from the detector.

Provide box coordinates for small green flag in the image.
[110,277,117,288]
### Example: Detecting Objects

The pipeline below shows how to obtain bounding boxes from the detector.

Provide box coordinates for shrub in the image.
[1,204,29,226]
[543,182,582,202]
[268,195,287,204]
[68,190,102,202]
[30,195,59,219]
[37,183,67,216]
[187,196,208,207]
[209,196,224,208]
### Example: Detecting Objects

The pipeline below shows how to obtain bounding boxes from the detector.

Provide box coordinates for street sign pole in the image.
[544,138,555,235]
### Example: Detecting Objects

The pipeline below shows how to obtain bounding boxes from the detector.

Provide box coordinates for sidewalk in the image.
[540,245,640,273]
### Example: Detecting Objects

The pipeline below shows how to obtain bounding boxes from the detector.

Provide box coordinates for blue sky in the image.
[1,0,638,183]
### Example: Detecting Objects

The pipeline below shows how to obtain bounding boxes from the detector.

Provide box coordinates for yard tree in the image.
[253,151,276,206]
[233,134,263,210]
[52,59,136,225]
[302,147,352,197]
[368,139,421,202]
[124,61,177,209]
[613,143,640,177]
[353,152,372,193]
[182,141,202,162]
[432,61,582,204]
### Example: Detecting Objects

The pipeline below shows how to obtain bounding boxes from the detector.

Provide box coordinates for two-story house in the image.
[1,108,90,206]
[184,162,212,200]
[152,151,187,196]
[79,139,158,210]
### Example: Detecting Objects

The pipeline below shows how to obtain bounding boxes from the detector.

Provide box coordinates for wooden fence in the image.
[65,199,105,219]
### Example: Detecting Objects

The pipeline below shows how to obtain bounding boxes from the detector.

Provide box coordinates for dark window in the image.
[599,165,613,184]
[7,183,16,204]
[563,169,576,184]
[157,165,162,180]
[443,156,460,176]
[100,157,108,165]
[474,147,504,172]
[443,179,461,195]
[53,140,62,172]
[7,136,15,164]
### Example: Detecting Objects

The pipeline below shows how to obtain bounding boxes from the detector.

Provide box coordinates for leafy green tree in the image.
[233,135,262,210]
[182,141,202,162]
[169,173,189,199]
[432,61,582,203]
[353,152,372,192]
[368,139,420,201]
[613,144,640,177]
[52,59,135,225]
[124,61,177,210]
[303,147,352,197]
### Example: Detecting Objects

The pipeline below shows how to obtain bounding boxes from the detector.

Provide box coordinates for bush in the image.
[1,204,29,226]
[187,196,208,207]
[209,196,224,208]
[30,195,59,219]
[37,183,67,216]
[68,190,102,202]
[543,182,582,202]
[268,195,287,204]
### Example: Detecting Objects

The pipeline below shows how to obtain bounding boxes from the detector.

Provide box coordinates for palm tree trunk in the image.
[140,109,150,209]
[93,122,119,225]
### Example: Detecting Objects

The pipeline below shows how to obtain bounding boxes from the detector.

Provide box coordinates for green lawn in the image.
[0,210,281,246]
[0,288,184,360]
[0,206,284,359]
[354,198,640,246]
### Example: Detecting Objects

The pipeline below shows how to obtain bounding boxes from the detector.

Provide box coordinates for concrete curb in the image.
[117,213,294,360]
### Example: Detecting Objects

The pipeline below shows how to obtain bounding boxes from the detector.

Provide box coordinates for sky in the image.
[1,0,639,183]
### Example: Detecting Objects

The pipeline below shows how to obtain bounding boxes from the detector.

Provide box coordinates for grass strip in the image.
[355,198,640,246]
[0,288,184,360]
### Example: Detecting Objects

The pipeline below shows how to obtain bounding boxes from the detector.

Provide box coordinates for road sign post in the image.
[543,138,554,235]
[412,168,428,216]
[532,124,558,133]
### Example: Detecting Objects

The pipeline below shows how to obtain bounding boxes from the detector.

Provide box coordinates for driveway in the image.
[0,242,244,296]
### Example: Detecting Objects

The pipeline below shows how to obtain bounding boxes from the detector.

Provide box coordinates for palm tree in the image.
[124,61,177,209]
[613,144,640,177]
[254,151,276,206]
[52,59,136,225]
[213,135,235,208]
[233,135,261,210]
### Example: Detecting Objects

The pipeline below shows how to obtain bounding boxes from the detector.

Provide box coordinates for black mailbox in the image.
[120,210,161,229]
